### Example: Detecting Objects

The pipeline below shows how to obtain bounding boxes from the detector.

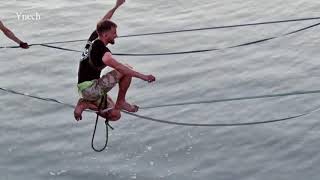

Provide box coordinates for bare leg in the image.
[106,94,115,107]
[98,95,121,121]
[74,98,99,121]
[98,108,121,121]
[114,75,139,112]
[74,95,121,121]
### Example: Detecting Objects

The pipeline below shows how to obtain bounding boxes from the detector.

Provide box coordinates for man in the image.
[0,20,29,49]
[74,0,155,121]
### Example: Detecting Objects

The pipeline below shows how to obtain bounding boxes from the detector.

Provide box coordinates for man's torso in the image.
[77,31,111,84]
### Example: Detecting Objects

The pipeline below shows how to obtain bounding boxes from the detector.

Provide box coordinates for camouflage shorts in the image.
[79,70,119,102]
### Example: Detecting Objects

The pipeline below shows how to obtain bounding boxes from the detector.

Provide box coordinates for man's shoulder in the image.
[91,40,110,52]
[92,39,104,46]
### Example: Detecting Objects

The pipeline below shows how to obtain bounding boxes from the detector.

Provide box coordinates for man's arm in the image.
[101,0,125,21]
[0,21,29,48]
[102,52,155,82]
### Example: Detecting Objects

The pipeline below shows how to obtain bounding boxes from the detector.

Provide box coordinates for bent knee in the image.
[111,70,123,80]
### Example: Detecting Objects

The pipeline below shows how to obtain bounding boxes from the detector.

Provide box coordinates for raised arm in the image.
[0,21,29,48]
[101,0,126,21]
[102,52,155,82]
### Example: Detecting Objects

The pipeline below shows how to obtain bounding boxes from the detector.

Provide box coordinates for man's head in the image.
[96,20,118,45]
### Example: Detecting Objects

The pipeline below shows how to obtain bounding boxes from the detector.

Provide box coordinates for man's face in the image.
[107,26,118,45]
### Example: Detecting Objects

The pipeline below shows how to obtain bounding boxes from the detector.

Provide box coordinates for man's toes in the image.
[74,114,82,121]
[122,102,139,112]
[74,108,83,121]
[132,105,139,112]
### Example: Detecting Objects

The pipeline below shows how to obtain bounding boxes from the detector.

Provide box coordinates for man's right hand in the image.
[143,75,156,83]
[115,0,125,8]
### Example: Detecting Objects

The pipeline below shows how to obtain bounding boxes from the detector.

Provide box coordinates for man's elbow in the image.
[115,65,135,77]
[102,56,113,67]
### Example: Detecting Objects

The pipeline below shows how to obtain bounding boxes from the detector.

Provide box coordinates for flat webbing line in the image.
[1,87,320,127]
[40,44,82,53]
[1,16,320,48]
[22,22,320,56]
[123,105,320,126]
[141,90,320,109]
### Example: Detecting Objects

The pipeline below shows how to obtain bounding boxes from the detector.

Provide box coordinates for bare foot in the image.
[98,108,121,121]
[74,99,98,121]
[74,99,86,121]
[122,102,139,112]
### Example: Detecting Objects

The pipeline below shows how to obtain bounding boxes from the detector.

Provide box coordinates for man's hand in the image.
[115,0,125,8]
[143,75,156,83]
[102,0,126,21]
[19,42,29,49]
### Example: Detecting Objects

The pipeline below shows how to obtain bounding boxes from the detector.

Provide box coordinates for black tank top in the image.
[77,31,111,84]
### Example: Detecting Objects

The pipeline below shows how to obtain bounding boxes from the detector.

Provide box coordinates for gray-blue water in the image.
[1,0,320,179]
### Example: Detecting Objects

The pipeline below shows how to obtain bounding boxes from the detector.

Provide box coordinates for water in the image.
[1,0,320,179]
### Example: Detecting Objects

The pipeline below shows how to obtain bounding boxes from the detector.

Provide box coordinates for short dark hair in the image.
[96,20,117,36]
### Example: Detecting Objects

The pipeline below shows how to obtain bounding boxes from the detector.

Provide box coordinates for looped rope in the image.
[91,113,114,152]
[91,94,114,152]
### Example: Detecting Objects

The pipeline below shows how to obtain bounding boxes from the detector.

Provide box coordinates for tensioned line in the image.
[1,16,320,48]
[12,22,319,56]
[1,87,320,127]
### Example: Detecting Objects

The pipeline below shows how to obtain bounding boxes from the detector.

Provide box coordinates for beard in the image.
[109,39,115,44]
